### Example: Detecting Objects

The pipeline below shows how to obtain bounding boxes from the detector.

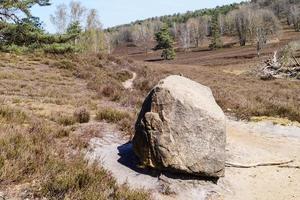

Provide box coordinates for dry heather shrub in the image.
[100,84,122,101]
[116,70,133,82]
[55,126,71,138]
[0,106,28,124]
[0,121,53,182]
[133,66,161,93]
[40,158,150,200]
[73,107,90,123]
[96,108,130,123]
[50,59,75,70]
[51,112,76,126]
[101,85,116,97]
[0,120,150,199]
[118,117,135,137]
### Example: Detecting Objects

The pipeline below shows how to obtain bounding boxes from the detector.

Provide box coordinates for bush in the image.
[116,70,133,82]
[0,106,28,124]
[55,127,71,138]
[43,43,79,54]
[50,59,75,70]
[96,108,130,123]
[51,113,76,126]
[0,44,30,54]
[100,84,122,101]
[0,120,150,199]
[118,117,135,136]
[162,48,176,60]
[73,107,90,123]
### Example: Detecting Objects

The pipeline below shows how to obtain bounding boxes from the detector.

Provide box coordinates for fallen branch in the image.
[225,160,294,168]
[278,165,300,169]
[292,55,300,66]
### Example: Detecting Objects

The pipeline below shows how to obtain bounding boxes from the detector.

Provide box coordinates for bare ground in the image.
[86,116,300,200]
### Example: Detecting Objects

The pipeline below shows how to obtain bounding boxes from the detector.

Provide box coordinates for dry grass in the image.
[96,108,131,123]
[131,56,300,122]
[0,52,150,199]
[0,106,28,124]
[0,112,149,199]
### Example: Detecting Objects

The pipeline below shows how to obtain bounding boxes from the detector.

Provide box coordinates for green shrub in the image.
[43,43,79,54]
[0,44,30,54]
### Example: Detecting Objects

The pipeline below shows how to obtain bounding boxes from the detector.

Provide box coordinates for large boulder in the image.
[132,75,226,178]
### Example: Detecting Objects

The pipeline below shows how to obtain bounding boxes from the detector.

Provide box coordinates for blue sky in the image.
[32,0,244,33]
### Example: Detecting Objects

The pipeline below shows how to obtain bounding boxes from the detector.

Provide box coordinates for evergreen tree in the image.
[0,0,81,53]
[0,0,50,23]
[209,11,222,49]
[154,25,176,60]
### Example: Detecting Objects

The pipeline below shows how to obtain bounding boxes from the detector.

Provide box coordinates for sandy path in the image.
[223,120,300,200]
[86,118,300,200]
[122,72,137,89]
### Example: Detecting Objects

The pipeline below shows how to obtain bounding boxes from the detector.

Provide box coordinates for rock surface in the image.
[132,75,226,177]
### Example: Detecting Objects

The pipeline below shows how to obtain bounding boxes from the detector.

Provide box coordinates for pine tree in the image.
[209,11,222,50]
[154,25,176,60]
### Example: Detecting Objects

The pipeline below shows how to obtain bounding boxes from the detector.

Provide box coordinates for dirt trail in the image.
[122,72,137,89]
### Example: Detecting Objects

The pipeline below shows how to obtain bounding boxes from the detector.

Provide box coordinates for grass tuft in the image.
[96,108,131,123]
[0,106,28,124]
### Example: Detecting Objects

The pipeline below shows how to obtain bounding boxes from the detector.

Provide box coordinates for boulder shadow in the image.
[117,142,160,178]
[117,142,220,184]
[160,171,219,184]
[144,58,164,62]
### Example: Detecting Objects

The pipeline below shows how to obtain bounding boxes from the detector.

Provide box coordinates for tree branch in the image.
[225,160,294,168]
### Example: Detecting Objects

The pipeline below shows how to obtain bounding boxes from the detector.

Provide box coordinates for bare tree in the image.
[186,17,207,48]
[231,6,252,46]
[178,23,191,49]
[253,9,281,56]
[134,22,154,54]
[218,14,226,36]
[50,4,68,33]
[290,5,300,31]
[83,9,104,53]
[69,0,86,24]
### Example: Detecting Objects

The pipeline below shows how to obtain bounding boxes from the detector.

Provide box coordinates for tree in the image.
[186,17,208,48]
[231,7,251,46]
[69,0,86,24]
[134,22,154,54]
[290,5,300,31]
[0,0,50,23]
[0,0,58,52]
[66,21,82,45]
[252,9,281,56]
[228,5,281,55]
[51,1,87,34]
[178,23,190,49]
[210,11,222,49]
[50,4,68,33]
[83,9,105,53]
[154,25,176,60]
